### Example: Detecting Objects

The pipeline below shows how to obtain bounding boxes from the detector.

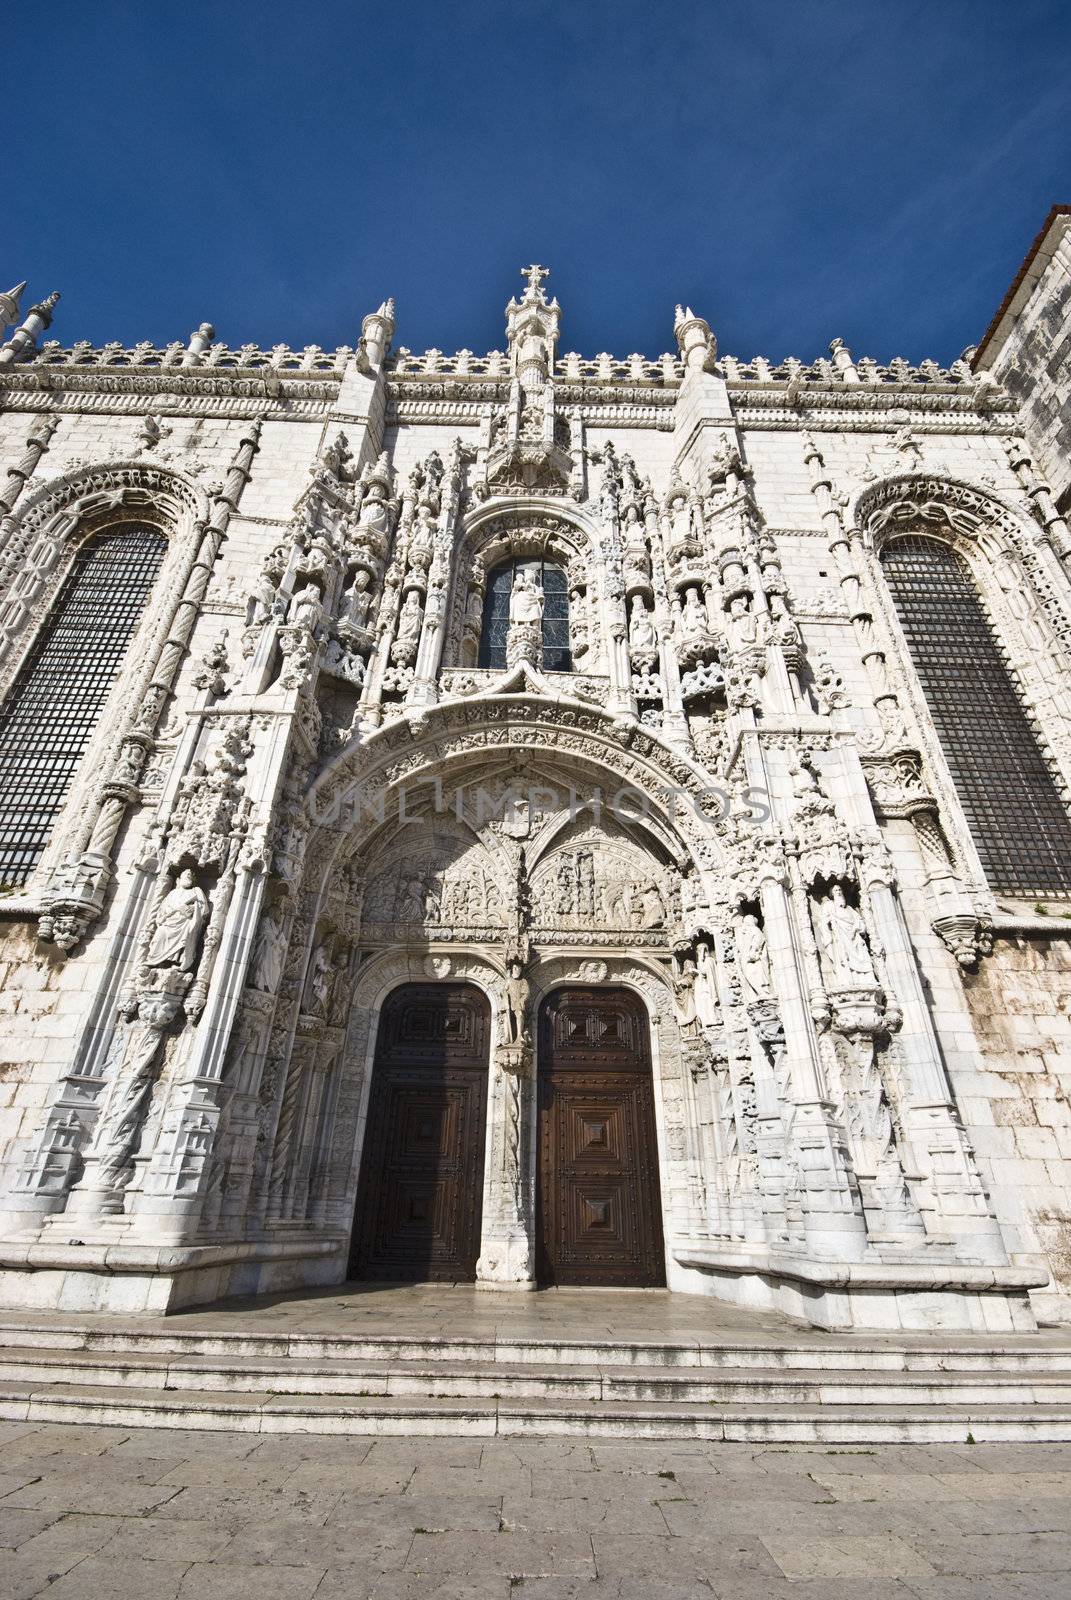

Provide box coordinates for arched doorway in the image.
[536,986,666,1287]
[349,982,491,1282]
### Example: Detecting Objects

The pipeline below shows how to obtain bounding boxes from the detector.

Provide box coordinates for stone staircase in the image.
[2,1316,1071,1442]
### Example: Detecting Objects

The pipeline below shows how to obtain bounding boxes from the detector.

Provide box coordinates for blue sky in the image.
[6,1,1070,364]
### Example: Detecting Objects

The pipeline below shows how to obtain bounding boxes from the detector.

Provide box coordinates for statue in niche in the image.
[289,583,323,633]
[397,875,426,923]
[638,878,666,927]
[509,569,545,626]
[681,587,708,638]
[499,957,529,1047]
[694,941,721,1029]
[814,884,877,987]
[734,912,771,1001]
[249,569,282,627]
[726,594,758,652]
[302,941,335,1016]
[396,589,423,645]
[146,870,209,973]
[343,569,373,629]
[250,900,288,994]
[668,485,693,547]
[465,585,484,632]
[628,595,658,656]
[673,960,699,1036]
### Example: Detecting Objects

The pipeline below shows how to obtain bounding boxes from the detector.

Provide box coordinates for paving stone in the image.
[3,1478,183,1516]
[404,1462,533,1498]
[151,1483,346,1528]
[326,1491,502,1532]
[668,1467,836,1502]
[591,1531,781,1581]
[405,1529,596,1577]
[98,1513,235,1562]
[500,1493,669,1533]
[218,1514,413,1569]
[0,1509,61,1549]
[901,1577,1071,1600]
[160,1454,308,1490]
[36,1555,192,1600]
[176,1561,327,1600]
[907,1531,1071,1575]
[760,1532,938,1580]
[284,1458,417,1494]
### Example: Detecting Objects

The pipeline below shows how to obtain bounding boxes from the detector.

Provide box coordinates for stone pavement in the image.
[2,1417,1071,1598]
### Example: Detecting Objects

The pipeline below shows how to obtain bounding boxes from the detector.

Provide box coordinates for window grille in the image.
[477,559,572,672]
[880,533,1071,896]
[0,526,166,887]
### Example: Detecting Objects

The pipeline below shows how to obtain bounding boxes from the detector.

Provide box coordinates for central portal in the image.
[350,983,490,1282]
[536,986,666,1287]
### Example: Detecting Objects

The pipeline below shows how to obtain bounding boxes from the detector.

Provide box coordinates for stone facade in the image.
[0,237,1068,1331]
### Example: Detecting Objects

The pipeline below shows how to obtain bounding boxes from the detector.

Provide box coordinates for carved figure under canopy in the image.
[694,941,720,1029]
[628,596,657,654]
[146,869,209,973]
[250,901,288,994]
[734,912,771,1000]
[814,884,877,987]
[509,569,545,626]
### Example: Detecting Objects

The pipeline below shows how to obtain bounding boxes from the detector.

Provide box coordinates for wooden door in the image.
[350,983,490,1281]
[537,986,666,1287]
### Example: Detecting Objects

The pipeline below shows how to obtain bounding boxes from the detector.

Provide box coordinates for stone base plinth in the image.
[672,1246,1046,1333]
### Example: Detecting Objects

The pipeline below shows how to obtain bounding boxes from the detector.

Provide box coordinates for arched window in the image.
[881,533,1071,895]
[0,525,166,887]
[477,558,571,672]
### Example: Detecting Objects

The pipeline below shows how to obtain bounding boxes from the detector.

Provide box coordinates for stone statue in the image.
[734,912,771,1000]
[396,589,423,644]
[289,583,322,632]
[509,569,544,626]
[146,870,209,973]
[303,941,334,1016]
[681,587,707,638]
[694,940,720,1029]
[249,570,279,626]
[500,958,528,1047]
[814,884,877,987]
[727,595,758,652]
[344,569,373,628]
[673,962,699,1035]
[628,596,657,654]
[250,901,287,994]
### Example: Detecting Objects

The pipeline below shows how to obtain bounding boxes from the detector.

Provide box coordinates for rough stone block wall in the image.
[960,936,1071,1317]
[988,224,1071,508]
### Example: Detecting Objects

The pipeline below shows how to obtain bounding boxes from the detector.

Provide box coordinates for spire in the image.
[0,282,26,331]
[673,303,717,372]
[0,290,60,366]
[505,264,560,387]
[359,297,396,367]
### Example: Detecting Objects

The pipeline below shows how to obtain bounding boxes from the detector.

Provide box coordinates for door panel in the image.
[350,983,489,1282]
[537,987,665,1287]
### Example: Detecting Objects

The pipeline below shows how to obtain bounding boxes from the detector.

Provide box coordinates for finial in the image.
[29,292,60,328]
[521,264,550,295]
[0,282,26,330]
[360,297,396,367]
[673,304,716,371]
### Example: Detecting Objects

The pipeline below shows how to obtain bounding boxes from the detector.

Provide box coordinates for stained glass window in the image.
[477,559,572,672]
[881,533,1071,896]
[0,526,166,887]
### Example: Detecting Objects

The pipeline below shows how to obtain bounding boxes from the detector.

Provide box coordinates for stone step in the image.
[2,1319,1070,1372]
[2,1345,1071,1407]
[2,1378,1071,1442]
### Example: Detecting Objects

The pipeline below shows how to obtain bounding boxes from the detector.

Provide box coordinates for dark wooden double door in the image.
[537,987,665,1287]
[350,982,664,1288]
[350,984,490,1281]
